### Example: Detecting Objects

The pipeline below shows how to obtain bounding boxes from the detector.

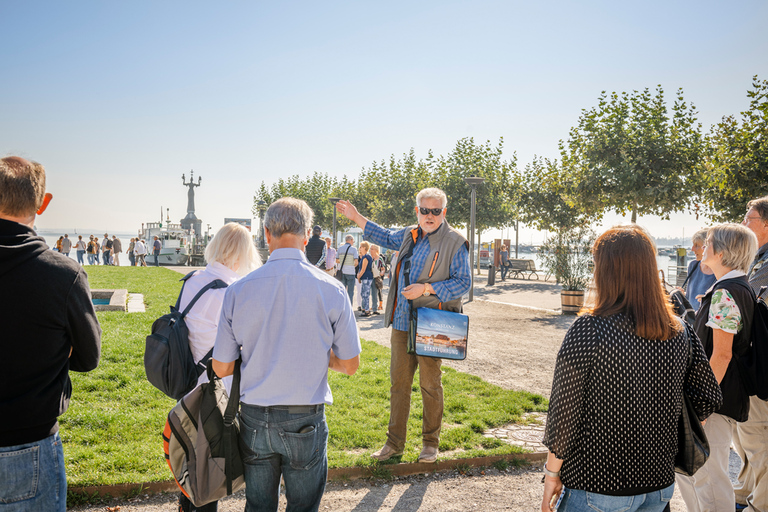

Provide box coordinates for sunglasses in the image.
[418,207,443,216]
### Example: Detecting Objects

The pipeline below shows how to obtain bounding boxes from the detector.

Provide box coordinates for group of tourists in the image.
[541,199,768,512]
[6,152,768,512]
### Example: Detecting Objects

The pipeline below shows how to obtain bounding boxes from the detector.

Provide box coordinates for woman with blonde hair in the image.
[176,222,260,512]
[541,225,722,512]
[677,223,758,512]
[357,240,374,317]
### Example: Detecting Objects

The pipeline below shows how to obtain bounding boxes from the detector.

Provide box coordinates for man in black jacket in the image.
[305,224,325,267]
[0,156,101,512]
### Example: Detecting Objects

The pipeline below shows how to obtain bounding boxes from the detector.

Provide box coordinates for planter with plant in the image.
[540,226,596,314]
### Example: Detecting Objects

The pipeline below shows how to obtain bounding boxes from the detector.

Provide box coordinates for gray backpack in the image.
[163,360,244,507]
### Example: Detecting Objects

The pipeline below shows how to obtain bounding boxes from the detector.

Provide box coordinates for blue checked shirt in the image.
[365,221,471,331]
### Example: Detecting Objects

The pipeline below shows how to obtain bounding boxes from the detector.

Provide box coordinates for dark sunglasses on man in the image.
[417,207,444,216]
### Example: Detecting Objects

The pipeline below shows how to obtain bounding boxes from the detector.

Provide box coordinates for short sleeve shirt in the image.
[707,289,743,334]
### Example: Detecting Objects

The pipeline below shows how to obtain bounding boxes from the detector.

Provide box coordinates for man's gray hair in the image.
[264,197,314,238]
[691,229,709,246]
[747,196,768,222]
[707,223,758,273]
[416,188,448,209]
[345,234,354,242]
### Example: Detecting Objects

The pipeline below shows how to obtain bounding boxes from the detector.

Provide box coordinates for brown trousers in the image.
[386,329,443,451]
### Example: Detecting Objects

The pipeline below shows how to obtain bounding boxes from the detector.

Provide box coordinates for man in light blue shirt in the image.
[212,197,360,512]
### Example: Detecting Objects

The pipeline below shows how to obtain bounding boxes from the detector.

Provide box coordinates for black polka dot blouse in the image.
[543,313,723,496]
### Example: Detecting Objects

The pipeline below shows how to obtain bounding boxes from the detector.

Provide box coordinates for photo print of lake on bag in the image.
[408,307,469,360]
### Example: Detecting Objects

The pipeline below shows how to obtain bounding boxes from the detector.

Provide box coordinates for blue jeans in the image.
[154,250,160,266]
[558,483,674,512]
[76,250,85,264]
[102,251,110,265]
[360,278,373,311]
[0,432,66,512]
[239,404,328,512]
[341,274,355,304]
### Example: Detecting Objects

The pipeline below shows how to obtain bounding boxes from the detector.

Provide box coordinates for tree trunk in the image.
[631,200,638,223]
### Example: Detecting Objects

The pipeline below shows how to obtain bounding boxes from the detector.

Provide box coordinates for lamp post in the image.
[464,176,485,302]
[256,200,267,249]
[206,224,211,243]
[329,197,341,248]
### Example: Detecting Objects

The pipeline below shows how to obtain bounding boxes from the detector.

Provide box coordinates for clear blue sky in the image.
[2,0,766,242]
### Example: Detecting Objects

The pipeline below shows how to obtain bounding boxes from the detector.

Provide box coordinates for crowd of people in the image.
[6,153,768,512]
[52,233,163,267]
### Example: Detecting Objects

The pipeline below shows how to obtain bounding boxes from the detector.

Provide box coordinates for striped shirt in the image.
[364,221,471,331]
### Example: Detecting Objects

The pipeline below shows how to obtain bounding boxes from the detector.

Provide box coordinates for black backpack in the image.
[739,285,768,400]
[145,271,228,400]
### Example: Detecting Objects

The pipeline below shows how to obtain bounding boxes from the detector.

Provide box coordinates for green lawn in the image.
[62,266,547,487]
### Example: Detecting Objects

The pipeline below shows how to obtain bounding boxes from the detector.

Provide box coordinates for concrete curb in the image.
[68,452,546,499]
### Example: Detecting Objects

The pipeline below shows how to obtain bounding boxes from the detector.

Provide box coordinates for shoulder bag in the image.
[675,324,711,476]
[335,246,351,282]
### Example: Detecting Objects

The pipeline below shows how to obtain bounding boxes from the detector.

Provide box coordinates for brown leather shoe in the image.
[418,445,438,463]
[371,444,403,461]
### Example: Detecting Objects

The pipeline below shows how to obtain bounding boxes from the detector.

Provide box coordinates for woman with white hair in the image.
[677,223,758,512]
[176,222,260,512]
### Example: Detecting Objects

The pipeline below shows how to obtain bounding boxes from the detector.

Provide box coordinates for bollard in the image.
[487,264,496,286]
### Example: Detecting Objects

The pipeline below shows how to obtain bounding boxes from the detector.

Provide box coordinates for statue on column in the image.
[181,171,202,235]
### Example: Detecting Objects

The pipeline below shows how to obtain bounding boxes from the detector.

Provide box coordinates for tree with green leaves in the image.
[701,76,768,222]
[433,137,519,271]
[562,86,705,223]
[518,157,595,288]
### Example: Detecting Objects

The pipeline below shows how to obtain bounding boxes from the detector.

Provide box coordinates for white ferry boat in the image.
[137,222,190,266]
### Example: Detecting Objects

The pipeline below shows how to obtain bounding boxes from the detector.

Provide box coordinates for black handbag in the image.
[675,326,711,476]
[335,246,351,282]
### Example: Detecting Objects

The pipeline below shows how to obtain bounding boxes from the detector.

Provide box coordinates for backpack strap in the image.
[174,271,199,311]
[179,278,229,318]
[223,359,241,495]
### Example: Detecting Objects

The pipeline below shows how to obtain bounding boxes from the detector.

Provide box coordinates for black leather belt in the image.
[243,404,323,414]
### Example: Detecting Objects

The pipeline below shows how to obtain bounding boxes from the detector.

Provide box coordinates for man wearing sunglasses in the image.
[336,188,470,464]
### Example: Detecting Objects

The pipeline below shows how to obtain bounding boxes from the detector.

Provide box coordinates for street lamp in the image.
[464,176,485,302]
[329,197,341,248]
[256,200,267,249]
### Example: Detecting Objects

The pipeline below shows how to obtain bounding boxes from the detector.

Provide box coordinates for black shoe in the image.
[361,311,373,317]
[372,310,380,315]
[357,307,362,311]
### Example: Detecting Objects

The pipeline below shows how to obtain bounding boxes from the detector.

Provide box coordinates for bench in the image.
[502,259,542,280]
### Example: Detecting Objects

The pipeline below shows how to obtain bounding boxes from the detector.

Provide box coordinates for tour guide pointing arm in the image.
[335,188,470,464]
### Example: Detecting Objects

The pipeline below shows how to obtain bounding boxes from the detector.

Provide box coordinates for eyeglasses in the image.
[418,207,443,216]
[744,215,762,223]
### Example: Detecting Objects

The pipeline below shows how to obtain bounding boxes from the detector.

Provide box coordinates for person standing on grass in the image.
[336,187,471,464]
[111,235,122,266]
[370,244,385,314]
[75,235,87,265]
[212,197,360,512]
[176,222,261,512]
[0,156,101,512]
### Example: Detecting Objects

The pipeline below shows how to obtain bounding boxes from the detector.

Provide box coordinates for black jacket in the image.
[694,276,754,422]
[0,219,101,446]
[305,235,325,265]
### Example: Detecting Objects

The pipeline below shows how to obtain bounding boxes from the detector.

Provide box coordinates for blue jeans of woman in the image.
[558,483,674,512]
[0,432,66,512]
[360,278,373,312]
[76,250,85,264]
[239,404,328,512]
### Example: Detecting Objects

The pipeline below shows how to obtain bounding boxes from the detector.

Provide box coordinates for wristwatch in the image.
[422,284,431,297]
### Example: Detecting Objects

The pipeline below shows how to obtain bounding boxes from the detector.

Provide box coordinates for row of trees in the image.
[254,76,767,246]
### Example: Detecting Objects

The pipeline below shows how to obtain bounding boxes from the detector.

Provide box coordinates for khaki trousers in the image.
[677,413,736,512]
[733,396,768,511]
[385,329,443,450]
